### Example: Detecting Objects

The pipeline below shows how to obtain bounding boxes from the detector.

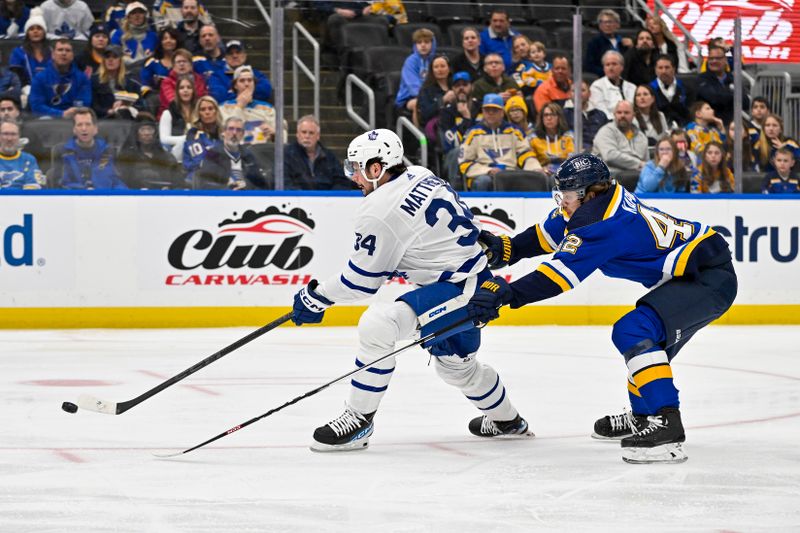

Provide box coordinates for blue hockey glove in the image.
[292,280,334,326]
[467,277,514,325]
[478,230,512,269]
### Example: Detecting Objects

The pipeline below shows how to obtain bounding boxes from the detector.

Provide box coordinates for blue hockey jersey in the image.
[0,151,43,189]
[505,183,732,308]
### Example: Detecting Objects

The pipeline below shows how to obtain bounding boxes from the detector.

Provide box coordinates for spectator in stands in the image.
[284,114,351,190]
[645,13,689,73]
[195,116,268,190]
[175,0,206,54]
[141,27,182,110]
[563,80,608,150]
[29,38,91,118]
[670,127,698,169]
[0,97,21,122]
[504,95,533,138]
[691,141,734,193]
[471,53,517,106]
[51,108,126,189]
[685,100,724,158]
[754,114,800,173]
[318,1,369,53]
[529,102,575,175]
[182,94,220,182]
[193,25,228,102]
[117,113,183,189]
[77,23,111,78]
[221,66,285,144]
[451,27,482,82]
[40,0,93,40]
[748,97,770,140]
[153,0,209,30]
[91,45,143,120]
[762,147,799,194]
[9,11,50,88]
[699,37,735,73]
[0,64,20,103]
[509,34,532,78]
[362,0,407,26]
[396,28,436,127]
[584,9,632,77]
[0,119,42,189]
[633,84,668,145]
[724,120,757,172]
[159,74,194,159]
[417,55,455,137]
[0,0,30,39]
[650,54,692,127]
[590,50,636,120]
[533,55,571,113]
[520,40,550,94]
[458,93,542,191]
[218,41,272,103]
[159,48,207,116]
[635,137,691,194]
[111,2,158,67]
[592,100,648,172]
[479,9,517,76]
[623,29,658,87]
[697,44,748,125]
[105,0,135,32]
[438,71,476,187]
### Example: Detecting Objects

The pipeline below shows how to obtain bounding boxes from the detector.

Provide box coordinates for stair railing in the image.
[292,22,319,121]
[396,117,427,168]
[345,74,375,130]
[252,0,271,28]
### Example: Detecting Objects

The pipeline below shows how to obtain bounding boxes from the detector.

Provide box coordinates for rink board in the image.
[0,192,797,327]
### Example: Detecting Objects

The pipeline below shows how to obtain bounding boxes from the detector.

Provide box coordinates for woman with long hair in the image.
[159,74,196,159]
[183,95,221,184]
[0,0,29,38]
[91,46,143,119]
[529,102,575,174]
[141,28,182,95]
[645,13,689,72]
[691,141,734,193]
[9,11,50,87]
[451,27,482,82]
[417,54,455,133]
[623,29,659,87]
[636,137,690,193]
[634,84,669,145]
[754,113,800,173]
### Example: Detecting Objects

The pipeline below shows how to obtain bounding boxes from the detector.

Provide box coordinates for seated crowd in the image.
[1,1,798,194]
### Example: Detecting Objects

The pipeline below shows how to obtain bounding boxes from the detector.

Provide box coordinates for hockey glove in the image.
[467,277,513,325]
[478,230,512,269]
[292,280,334,326]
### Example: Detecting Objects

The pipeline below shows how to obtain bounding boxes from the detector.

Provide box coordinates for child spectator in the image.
[451,27,482,82]
[111,2,158,67]
[0,0,30,39]
[748,96,770,142]
[182,95,220,183]
[396,28,436,126]
[636,137,691,193]
[159,74,195,159]
[524,41,551,90]
[762,147,799,194]
[633,84,668,145]
[670,127,698,169]
[40,0,93,40]
[91,45,143,120]
[504,95,533,138]
[691,141,734,193]
[754,114,800,173]
[529,102,575,174]
[685,100,724,158]
[77,23,111,78]
[417,54,455,136]
[9,11,50,88]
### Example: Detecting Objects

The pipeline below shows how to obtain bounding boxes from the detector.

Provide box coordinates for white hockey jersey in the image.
[316,166,487,304]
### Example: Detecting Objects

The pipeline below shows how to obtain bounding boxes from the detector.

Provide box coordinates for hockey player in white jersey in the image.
[291,129,531,452]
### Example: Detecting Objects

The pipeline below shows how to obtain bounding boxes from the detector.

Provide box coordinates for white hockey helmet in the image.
[343,129,404,187]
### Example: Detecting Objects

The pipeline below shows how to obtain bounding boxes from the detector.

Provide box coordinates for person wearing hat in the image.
[504,94,533,137]
[0,0,30,39]
[175,0,208,54]
[9,8,51,89]
[91,44,144,119]
[458,93,542,191]
[110,1,158,66]
[40,0,93,40]
[221,65,285,144]
[213,40,272,103]
[77,23,111,77]
[105,0,141,33]
[29,38,92,118]
[438,71,477,186]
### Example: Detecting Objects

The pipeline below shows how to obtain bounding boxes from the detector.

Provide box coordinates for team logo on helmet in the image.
[368,130,378,140]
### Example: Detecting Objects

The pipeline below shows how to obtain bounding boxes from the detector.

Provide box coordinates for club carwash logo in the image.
[165,206,315,286]
[469,205,517,235]
[659,0,797,61]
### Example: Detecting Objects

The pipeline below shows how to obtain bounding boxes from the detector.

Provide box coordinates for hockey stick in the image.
[154,317,472,458]
[74,312,293,416]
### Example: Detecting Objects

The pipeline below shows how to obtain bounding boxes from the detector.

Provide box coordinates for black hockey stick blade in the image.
[153,317,473,458]
[75,312,293,416]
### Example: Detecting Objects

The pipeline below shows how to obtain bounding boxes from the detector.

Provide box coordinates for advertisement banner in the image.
[651,0,800,62]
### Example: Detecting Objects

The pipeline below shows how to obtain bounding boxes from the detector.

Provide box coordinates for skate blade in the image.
[309,439,370,453]
[591,432,629,441]
[621,443,688,464]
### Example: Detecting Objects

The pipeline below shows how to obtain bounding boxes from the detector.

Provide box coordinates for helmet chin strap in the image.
[363,162,387,189]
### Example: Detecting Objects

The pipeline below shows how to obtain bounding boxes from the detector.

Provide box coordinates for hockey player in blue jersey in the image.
[291,129,531,452]
[467,153,738,464]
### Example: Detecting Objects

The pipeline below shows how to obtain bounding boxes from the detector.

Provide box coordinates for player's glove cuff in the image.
[478,230,512,269]
[466,277,513,326]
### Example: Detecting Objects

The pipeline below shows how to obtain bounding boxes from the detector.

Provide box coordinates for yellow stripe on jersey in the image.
[627,380,642,397]
[632,364,673,388]
[537,264,572,292]
[673,228,717,276]
[463,128,489,146]
[535,224,555,253]
[602,184,622,221]
[518,151,537,167]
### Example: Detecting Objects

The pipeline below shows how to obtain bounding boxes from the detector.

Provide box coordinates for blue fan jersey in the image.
[506,183,732,307]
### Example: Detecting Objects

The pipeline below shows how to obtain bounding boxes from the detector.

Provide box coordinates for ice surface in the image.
[1,325,799,532]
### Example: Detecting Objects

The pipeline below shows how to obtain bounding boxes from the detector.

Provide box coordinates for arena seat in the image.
[425,0,476,28]
[21,119,74,176]
[493,170,550,192]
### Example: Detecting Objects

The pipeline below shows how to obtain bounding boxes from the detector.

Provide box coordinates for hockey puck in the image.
[62,402,78,414]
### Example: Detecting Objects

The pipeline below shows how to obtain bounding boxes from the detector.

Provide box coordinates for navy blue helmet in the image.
[553,153,611,199]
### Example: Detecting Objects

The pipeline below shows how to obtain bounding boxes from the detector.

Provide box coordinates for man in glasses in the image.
[468,153,737,464]
[584,9,633,77]
[697,44,749,125]
[291,128,531,452]
[194,115,268,189]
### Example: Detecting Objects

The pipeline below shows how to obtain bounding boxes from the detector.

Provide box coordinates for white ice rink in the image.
[2,324,799,532]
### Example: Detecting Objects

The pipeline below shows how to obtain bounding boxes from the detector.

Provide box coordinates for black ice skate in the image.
[620,407,688,464]
[310,405,375,452]
[592,411,649,440]
[468,414,533,438]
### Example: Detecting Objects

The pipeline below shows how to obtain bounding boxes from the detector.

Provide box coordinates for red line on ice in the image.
[53,449,85,463]
[138,370,220,396]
